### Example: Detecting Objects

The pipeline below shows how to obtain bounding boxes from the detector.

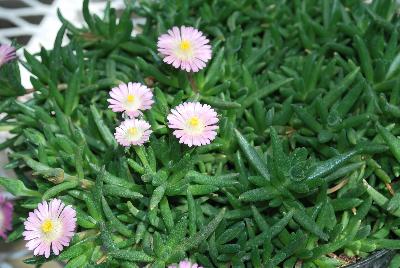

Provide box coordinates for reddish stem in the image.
[187,72,198,93]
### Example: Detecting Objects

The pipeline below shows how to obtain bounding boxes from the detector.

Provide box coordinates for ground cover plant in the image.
[1,0,400,267]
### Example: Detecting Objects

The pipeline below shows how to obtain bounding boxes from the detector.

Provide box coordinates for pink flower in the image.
[23,199,76,258]
[167,102,218,147]
[0,44,16,67]
[0,194,13,240]
[168,260,203,268]
[158,26,212,72]
[114,118,152,147]
[107,82,154,118]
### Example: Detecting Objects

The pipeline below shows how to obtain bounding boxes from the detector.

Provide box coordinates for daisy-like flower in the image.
[114,118,152,147]
[157,26,212,72]
[107,82,154,118]
[168,260,203,268]
[0,194,13,240]
[167,102,218,147]
[0,44,16,67]
[23,199,76,258]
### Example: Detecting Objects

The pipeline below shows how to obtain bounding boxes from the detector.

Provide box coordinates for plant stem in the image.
[25,84,67,94]
[187,72,198,93]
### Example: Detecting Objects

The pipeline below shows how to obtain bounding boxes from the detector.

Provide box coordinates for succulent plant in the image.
[1,0,400,267]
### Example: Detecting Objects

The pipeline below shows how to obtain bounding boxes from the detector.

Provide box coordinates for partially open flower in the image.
[0,194,13,240]
[0,44,16,67]
[167,102,218,147]
[23,199,76,258]
[168,260,203,268]
[107,82,154,118]
[114,118,152,146]
[158,26,212,72]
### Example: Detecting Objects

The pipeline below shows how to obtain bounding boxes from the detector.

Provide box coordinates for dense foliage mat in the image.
[1,0,400,267]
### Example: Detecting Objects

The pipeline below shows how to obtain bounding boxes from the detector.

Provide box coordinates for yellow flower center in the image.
[186,116,204,134]
[188,116,200,127]
[41,220,53,233]
[127,95,135,103]
[180,40,191,51]
[128,127,138,136]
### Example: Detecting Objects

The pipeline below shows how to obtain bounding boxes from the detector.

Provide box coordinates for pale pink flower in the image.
[167,102,218,147]
[107,82,154,118]
[168,260,203,268]
[0,194,13,240]
[114,118,152,147]
[157,26,212,72]
[0,44,16,67]
[23,199,76,258]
